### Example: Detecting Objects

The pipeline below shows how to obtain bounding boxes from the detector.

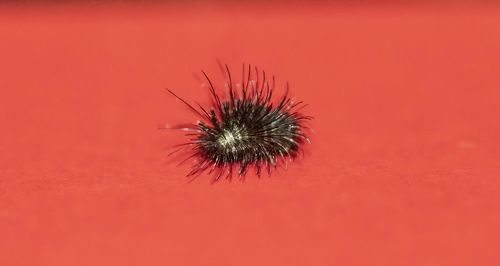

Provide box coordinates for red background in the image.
[0,2,499,265]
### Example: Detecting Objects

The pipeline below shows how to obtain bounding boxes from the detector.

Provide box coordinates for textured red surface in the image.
[0,3,499,266]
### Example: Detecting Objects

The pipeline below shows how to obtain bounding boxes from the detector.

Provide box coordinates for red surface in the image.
[1,3,499,266]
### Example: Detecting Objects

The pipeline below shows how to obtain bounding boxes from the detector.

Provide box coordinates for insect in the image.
[163,63,312,182]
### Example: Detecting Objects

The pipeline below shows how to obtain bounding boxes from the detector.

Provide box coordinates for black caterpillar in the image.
[164,63,312,182]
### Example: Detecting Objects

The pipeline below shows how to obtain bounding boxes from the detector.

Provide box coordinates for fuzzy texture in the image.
[166,64,311,181]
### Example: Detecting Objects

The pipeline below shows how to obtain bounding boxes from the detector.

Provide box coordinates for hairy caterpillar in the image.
[163,63,311,182]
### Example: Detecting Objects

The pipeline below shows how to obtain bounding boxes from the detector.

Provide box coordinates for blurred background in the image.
[0,1,499,265]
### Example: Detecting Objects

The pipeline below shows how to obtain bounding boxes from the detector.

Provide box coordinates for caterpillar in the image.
[163,63,312,182]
